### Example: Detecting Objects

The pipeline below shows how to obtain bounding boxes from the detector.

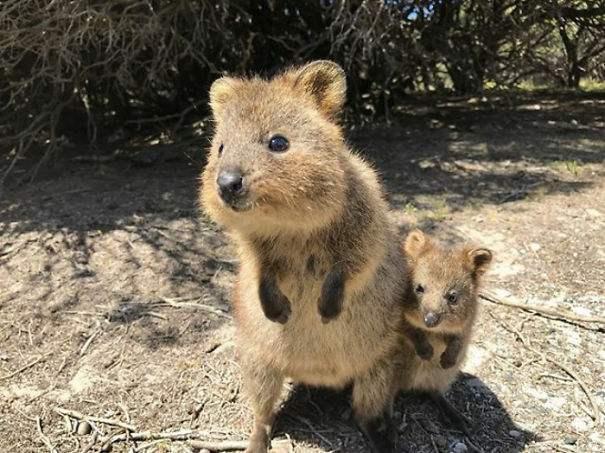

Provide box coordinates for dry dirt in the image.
[1,92,604,453]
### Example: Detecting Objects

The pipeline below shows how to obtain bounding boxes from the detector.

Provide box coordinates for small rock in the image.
[529,242,541,252]
[452,442,468,453]
[77,421,92,435]
[509,430,522,439]
[564,436,577,445]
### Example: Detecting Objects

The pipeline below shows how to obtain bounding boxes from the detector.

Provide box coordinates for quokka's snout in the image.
[216,168,247,210]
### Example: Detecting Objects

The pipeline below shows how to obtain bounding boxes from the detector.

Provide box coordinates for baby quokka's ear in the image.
[402,229,430,259]
[291,60,347,119]
[465,247,493,277]
[208,77,241,117]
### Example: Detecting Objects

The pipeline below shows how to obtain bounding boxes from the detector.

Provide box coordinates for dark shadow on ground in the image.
[273,373,535,453]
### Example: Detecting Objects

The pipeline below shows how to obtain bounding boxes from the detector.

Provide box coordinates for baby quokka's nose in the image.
[217,170,244,200]
[423,311,441,328]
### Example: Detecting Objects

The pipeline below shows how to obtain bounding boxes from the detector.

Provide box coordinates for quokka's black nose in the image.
[424,312,441,328]
[217,170,244,200]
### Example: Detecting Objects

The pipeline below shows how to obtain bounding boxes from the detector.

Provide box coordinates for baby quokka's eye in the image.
[415,284,425,294]
[218,143,224,157]
[268,135,289,153]
[446,291,458,305]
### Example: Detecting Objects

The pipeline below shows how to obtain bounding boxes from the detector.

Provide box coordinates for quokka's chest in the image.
[271,250,334,303]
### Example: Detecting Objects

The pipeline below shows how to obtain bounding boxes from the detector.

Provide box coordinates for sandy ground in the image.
[1,92,604,452]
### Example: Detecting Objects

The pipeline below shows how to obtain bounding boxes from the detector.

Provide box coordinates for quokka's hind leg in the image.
[241,361,285,453]
[429,392,473,437]
[352,360,400,453]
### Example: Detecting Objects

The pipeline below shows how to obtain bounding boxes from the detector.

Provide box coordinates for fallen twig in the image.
[80,328,101,356]
[158,296,230,319]
[80,431,98,453]
[100,428,248,451]
[54,407,137,432]
[0,353,51,382]
[188,439,249,451]
[530,348,602,425]
[480,291,605,330]
[490,311,602,425]
[36,417,58,453]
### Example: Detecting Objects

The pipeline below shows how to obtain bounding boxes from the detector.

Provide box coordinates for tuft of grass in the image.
[548,159,583,176]
[403,202,418,215]
[580,78,605,92]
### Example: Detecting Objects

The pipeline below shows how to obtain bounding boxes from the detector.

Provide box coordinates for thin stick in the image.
[101,429,248,450]
[54,407,137,432]
[480,291,605,326]
[80,329,100,356]
[36,417,58,453]
[80,431,98,453]
[0,353,51,381]
[188,440,249,451]
[490,311,602,424]
[132,439,165,452]
[158,296,230,319]
[531,348,602,425]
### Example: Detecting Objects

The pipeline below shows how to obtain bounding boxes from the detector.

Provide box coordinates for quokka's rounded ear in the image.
[292,60,346,119]
[403,229,428,258]
[209,77,239,116]
[467,248,493,275]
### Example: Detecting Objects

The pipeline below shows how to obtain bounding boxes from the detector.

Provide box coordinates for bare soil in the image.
[1,92,604,453]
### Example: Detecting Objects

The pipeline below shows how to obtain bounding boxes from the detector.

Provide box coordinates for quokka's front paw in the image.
[264,301,291,324]
[318,303,343,323]
[439,352,457,369]
[416,342,434,361]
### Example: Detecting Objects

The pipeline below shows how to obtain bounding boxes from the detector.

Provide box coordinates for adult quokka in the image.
[200,61,407,453]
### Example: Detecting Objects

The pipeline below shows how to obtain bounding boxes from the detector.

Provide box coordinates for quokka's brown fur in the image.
[397,229,492,430]
[200,61,407,453]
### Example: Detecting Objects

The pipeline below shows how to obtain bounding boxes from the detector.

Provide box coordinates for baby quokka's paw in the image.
[416,342,434,361]
[439,351,457,369]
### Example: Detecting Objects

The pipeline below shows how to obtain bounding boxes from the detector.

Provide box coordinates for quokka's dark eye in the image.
[218,143,224,157]
[415,284,425,294]
[268,135,289,153]
[446,291,458,304]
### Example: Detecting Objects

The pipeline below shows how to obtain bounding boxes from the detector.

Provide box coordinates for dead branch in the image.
[36,417,58,453]
[99,428,248,451]
[536,351,603,425]
[479,291,605,330]
[158,296,231,319]
[490,311,602,425]
[189,440,249,451]
[80,326,101,356]
[54,407,137,432]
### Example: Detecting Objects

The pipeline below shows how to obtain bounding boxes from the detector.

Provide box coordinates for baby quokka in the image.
[399,229,492,430]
